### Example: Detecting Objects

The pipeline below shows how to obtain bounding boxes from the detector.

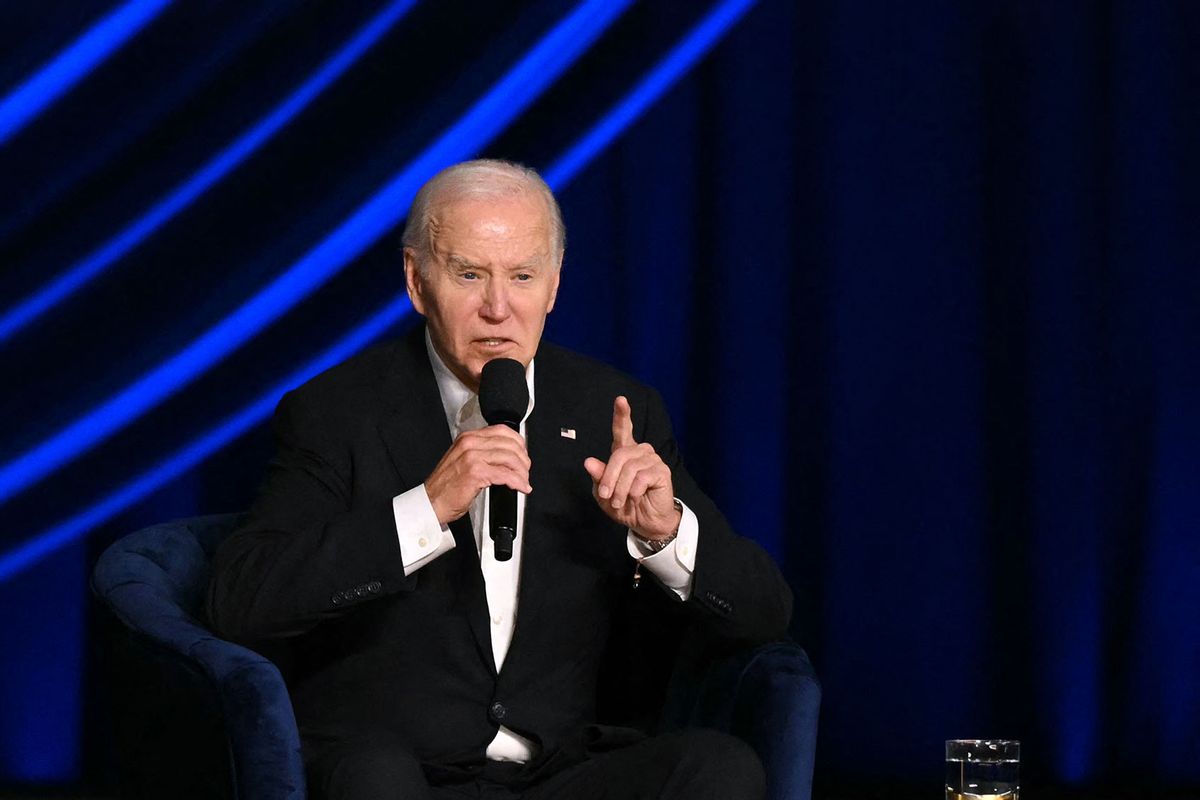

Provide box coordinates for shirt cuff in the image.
[393,484,456,576]
[625,499,698,601]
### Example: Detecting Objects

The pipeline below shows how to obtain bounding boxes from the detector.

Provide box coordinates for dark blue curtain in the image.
[0,0,1196,794]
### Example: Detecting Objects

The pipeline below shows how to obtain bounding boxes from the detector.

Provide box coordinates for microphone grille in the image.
[479,358,529,425]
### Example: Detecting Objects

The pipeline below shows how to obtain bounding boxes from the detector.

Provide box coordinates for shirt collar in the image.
[424,328,535,434]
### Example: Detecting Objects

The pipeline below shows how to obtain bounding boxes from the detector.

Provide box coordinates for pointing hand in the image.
[583,396,680,541]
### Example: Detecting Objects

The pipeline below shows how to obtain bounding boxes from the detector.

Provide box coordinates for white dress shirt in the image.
[389,333,699,762]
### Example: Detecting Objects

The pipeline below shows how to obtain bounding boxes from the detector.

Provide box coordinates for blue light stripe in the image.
[0,0,173,146]
[0,295,412,583]
[544,0,758,188]
[0,0,757,580]
[0,0,633,508]
[0,0,418,344]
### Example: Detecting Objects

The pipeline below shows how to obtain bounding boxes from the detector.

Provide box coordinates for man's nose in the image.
[480,279,510,321]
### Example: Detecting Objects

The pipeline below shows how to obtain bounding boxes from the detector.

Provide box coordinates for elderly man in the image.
[208,159,791,799]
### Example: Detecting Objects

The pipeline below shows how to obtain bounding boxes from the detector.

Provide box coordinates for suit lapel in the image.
[449,517,497,675]
[377,328,452,490]
[377,327,495,674]
[505,346,588,669]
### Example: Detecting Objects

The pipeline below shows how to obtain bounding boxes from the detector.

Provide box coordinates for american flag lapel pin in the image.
[560,427,576,440]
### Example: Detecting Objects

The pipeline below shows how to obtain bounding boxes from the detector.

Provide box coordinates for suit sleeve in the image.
[635,386,793,644]
[206,388,416,642]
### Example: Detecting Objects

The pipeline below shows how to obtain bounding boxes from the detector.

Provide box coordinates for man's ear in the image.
[404,248,426,316]
[546,261,562,314]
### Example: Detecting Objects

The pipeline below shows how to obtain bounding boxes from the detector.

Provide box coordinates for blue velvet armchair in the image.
[92,514,820,800]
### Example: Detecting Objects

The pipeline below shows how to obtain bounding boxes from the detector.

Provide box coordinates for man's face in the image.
[405,193,561,392]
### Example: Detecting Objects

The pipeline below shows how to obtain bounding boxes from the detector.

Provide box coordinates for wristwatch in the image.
[633,499,683,553]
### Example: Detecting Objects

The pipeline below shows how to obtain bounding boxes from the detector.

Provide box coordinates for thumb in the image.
[583,456,606,484]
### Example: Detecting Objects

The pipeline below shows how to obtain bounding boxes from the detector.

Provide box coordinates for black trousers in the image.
[306,729,766,800]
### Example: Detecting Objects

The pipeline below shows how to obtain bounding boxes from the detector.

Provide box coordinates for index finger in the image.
[611,395,635,451]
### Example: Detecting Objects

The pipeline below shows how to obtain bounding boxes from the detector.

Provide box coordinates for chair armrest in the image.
[94,571,305,799]
[662,640,821,800]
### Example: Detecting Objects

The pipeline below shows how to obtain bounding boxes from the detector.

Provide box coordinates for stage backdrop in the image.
[0,0,1196,794]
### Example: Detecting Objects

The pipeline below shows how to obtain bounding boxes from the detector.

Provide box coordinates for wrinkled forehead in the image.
[428,194,555,259]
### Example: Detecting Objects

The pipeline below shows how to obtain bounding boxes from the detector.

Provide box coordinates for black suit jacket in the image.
[207,326,791,778]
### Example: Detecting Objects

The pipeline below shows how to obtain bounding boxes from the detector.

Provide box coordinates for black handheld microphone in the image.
[479,358,529,562]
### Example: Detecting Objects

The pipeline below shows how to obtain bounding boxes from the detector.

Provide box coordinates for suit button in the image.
[489,701,507,720]
[331,593,343,605]
[368,581,382,593]
[355,587,367,598]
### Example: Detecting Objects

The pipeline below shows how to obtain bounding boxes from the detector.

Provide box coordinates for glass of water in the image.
[945,739,1019,800]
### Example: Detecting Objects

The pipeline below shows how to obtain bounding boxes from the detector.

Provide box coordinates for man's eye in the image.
[515,273,532,282]
[461,271,478,280]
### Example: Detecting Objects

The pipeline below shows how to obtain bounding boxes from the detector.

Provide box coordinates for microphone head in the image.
[479,358,529,426]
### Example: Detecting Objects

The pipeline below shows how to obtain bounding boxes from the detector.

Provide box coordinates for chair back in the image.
[93,513,240,626]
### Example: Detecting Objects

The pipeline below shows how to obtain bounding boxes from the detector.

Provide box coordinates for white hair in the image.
[402,159,566,275]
